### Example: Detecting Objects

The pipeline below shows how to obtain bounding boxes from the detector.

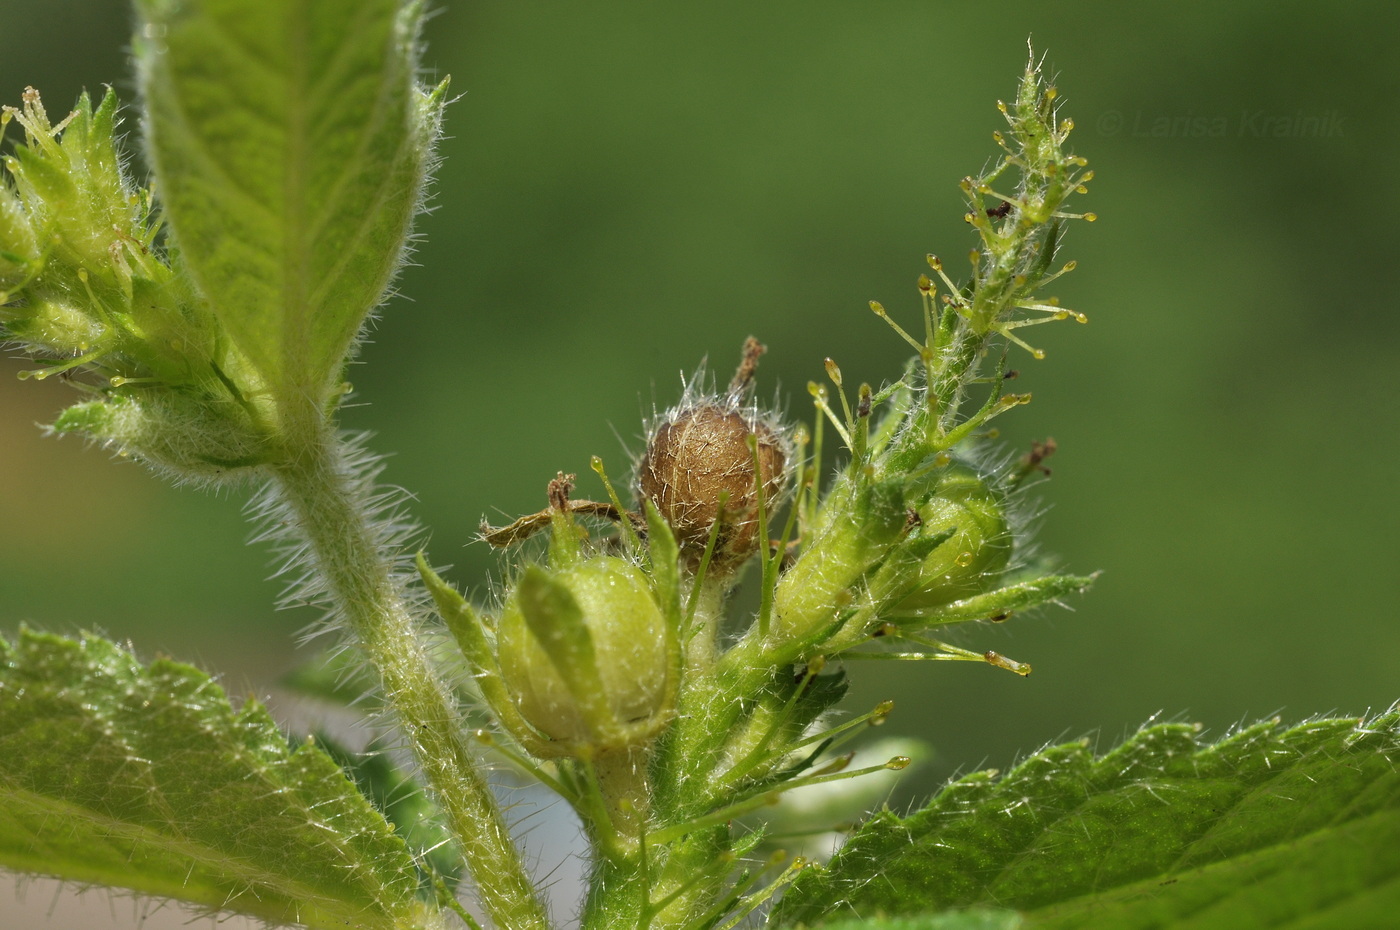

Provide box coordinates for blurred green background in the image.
[3,0,1399,839]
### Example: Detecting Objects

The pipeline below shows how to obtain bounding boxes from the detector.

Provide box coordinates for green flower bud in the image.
[498,557,673,754]
[52,392,274,479]
[1,88,132,290]
[773,475,908,647]
[3,88,277,481]
[892,464,1012,611]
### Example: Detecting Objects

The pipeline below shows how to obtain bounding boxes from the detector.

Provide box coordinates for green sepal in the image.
[0,193,38,286]
[644,500,685,725]
[893,465,1013,611]
[645,498,683,624]
[417,552,498,680]
[512,565,614,735]
[415,552,545,753]
[837,525,956,637]
[714,665,850,804]
[644,498,688,644]
[887,572,1096,625]
[498,558,673,753]
[1023,218,1063,287]
[866,374,916,459]
[548,506,587,567]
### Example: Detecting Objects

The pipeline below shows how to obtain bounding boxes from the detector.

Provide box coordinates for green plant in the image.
[3,3,1399,929]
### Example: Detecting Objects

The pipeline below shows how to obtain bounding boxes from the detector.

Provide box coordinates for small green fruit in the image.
[498,557,671,749]
[773,475,908,646]
[894,466,1012,611]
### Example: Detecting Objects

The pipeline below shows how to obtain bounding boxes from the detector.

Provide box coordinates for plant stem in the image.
[579,828,728,930]
[270,416,550,930]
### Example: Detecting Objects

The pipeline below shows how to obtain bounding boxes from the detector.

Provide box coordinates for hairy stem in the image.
[270,415,550,930]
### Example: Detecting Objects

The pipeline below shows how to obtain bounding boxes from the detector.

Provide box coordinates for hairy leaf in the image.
[0,629,427,930]
[774,706,1400,929]
[316,733,463,892]
[134,0,446,409]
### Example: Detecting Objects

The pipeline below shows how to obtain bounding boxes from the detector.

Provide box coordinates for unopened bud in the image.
[498,557,672,752]
[894,465,1013,611]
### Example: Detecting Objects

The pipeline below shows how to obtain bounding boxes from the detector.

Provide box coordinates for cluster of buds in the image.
[432,325,1066,760]
[1,88,274,479]
[3,76,446,482]
[410,56,1096,924]
[444,342,794,760]
[770,447,1034,660]
[762,58,1097,669]
[422,62,1098,774]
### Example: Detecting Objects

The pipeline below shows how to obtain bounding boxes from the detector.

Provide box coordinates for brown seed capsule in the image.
[639,401,787,575]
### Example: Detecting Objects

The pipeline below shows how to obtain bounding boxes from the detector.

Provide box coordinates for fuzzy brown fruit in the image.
[639,402,787,576]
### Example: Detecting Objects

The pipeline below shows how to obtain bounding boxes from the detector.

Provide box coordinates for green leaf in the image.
[0,629,427,930]
[134,0,446,409]
[315,734,463,893]
[773,706,1400,929]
